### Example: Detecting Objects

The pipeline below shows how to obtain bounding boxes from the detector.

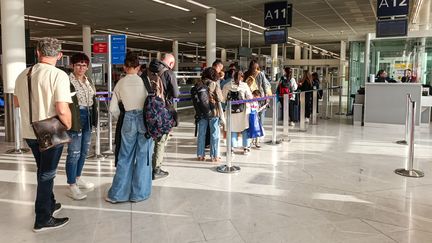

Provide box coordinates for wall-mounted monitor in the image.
[376,18,408,38]
[264,29,287,45]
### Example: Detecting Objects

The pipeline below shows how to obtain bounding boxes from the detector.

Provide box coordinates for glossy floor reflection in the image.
[1,115,432,243]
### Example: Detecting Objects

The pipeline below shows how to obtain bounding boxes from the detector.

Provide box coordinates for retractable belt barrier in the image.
[394,95,424,178]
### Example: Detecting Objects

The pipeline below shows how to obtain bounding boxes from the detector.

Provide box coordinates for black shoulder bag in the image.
[27,66,71,151]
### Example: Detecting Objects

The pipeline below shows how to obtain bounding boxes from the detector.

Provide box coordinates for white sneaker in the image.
[68,185,87,200]
[77,178,94,190]
[289,121,295,127]
[305,118,310,123]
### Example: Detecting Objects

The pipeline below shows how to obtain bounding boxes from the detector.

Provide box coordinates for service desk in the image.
[364,83,422,126]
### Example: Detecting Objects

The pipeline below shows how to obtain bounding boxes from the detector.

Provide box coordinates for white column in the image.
[271,44,278,81]
[294,45,301,60]
[364,33,372,84]
[82,25,92,75]
[418,0,431,31]
[1,0,26,142]
[221,48,227,64]
[148,52,152,62]
[339,40,347,90]
[156,51,161,60]
[308,45,313,60]
[172,40,179,71]
[302,46,309,70]
[206,8,217,66]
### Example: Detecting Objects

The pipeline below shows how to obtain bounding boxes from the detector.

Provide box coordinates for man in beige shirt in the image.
[14,38,72,232]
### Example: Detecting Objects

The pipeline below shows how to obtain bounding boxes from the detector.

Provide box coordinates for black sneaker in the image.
[33,217,69,233]
[153,167,169,180]
[52,203,62,216]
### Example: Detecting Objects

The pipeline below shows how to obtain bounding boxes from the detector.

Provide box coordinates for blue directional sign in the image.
[377,0,409,18]
[110,35,127,65]
[264,1,292,28]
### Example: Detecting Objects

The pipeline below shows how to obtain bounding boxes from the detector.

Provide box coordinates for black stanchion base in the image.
[87,154,106,159]
[265,140,283,145]
[6,148,30,154]
[395,168,424,178]
[102,150,115,157]
[396,140,408,145]
[216,165,240,174]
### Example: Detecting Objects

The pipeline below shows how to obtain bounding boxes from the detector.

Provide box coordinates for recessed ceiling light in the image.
[152,0,190,12]
[46,1,51,3]
[129,10,134,14]
[186,0,211,9]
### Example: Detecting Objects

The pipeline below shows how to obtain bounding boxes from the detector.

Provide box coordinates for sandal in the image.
[197,156,205,161]
[211,157,221,163]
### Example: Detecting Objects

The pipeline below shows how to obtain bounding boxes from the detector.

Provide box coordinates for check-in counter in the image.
[364,83,423,126]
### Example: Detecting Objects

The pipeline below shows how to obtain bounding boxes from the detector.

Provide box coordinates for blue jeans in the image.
[231,130,250,148]
[26,139,64,225]
[108,110,154,202]
[197,117,220,158]
[65,109,92,184]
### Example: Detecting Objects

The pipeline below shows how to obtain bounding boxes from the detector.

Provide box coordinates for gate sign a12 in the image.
[377,0,409,18]
[264,1,293,27]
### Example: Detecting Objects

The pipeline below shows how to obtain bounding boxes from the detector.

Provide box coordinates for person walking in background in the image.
[107,53,153,203]
[222,70,253,155]
[298,70,314,123]
[277,67,298,126]
[148,53,179,180]
[14,38,72,232]
[65,53,97,200]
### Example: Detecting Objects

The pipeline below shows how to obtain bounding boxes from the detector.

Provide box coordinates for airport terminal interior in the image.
[1,0,432,242]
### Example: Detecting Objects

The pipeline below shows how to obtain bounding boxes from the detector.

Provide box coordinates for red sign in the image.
[93,43,108,54]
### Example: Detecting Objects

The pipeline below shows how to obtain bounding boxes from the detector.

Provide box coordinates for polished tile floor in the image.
[1,114,432,243]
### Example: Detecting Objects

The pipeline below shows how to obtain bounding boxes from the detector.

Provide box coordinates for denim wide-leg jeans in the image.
[108,110,154,202]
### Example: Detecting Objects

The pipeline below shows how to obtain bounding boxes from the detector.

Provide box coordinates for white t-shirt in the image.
[109,74,148,119]
[14,63,73,139]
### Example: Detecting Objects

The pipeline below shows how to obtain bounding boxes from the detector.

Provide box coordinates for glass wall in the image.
[348,41,365,111]
[369,37,432,85]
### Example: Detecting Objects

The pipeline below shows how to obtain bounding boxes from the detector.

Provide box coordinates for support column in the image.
[82,25,92,76]
[206,8,217,66]
[418,0,431,31]
[364,33,372,84]
[271,44,278,82]
[302,46,309,70]
[1,0,26,142]
[195,47,199,64]
[172,40,179,71]
[148,52,152,62]
[282,44,286,65]
[156,51,161,60]
[221,48,227,64]
[294,45,301,60]
[339,40,347,93]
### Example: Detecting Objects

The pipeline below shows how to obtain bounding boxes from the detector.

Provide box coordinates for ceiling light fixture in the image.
[216,19,262,35]
[230,16,266,30]
[186,0,211,9]
[25,15,77,25]
[152,0,190,12]
[25,18,66,27]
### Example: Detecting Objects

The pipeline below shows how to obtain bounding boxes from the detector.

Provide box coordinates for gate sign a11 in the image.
[264,1,292,27]
[377,0,409,18]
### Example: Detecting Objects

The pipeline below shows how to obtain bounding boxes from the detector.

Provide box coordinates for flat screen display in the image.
[376,19,408,38]
[264,29,287,45]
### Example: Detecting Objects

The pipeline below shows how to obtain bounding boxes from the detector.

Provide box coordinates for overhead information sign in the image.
[376,18,408,38]
[377,0,409,18]
[111,35,127,65]
[92,35,108,64]
[264,1,292,27]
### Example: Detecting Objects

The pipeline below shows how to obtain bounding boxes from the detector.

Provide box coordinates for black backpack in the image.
[227,90,244,113]
[191,83,211,119]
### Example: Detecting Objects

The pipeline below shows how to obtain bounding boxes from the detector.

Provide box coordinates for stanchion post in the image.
[312,90,318,125]
[336,86,345,115]
[266,95,282,145]
[396,94,410,145]
[217,101,240,173]
[395,100,424,178]
[299,92,306,132]
[6,107,29,154]
[89,98,105,159]
[283,94,290,142]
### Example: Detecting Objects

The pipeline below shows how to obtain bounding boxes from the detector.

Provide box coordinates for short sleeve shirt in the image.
[14,63,72,139]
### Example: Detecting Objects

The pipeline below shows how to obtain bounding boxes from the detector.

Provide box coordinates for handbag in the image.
[27,66,71,151]
[248,110,264,139]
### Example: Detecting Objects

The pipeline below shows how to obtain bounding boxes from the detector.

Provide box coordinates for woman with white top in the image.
[106,53,153,203]
[222,71,253,154]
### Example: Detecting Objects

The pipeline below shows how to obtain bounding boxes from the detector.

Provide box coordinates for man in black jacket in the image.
[146,54,179,179]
